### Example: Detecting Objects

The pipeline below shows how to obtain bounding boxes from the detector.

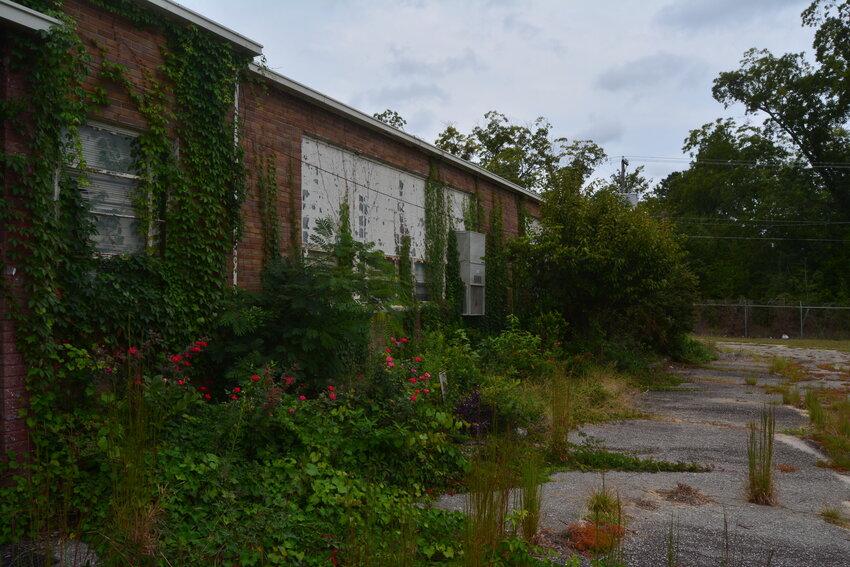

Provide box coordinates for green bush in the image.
[479,374,546,432]
[478,315,548,380]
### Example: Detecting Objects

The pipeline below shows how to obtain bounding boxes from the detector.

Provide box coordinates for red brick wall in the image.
[1,34,33,462]
[238,78,540,290]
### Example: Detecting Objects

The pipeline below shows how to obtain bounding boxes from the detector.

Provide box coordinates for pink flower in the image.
[410,368,417,373]
[251,374,259,381]
[289,408,295,414]
[356,374,363,379]
[385,348,392,354]
[190,346,201,353]
[231,394,238,400]
[401,337,408,343]
[424,373,431,379]
[171,354,183,363]
[385,356,393,362]
[178,380,184,385]
[424,388,430,394]
[409,377,417,383]
[415,389,420,394]
[233,387,241,393]
[410,395,417,401]
[388,361,395,368]
[134,379,142,385]
[329,392,337,401]
[285,377,293,384]
[327,385,335,391]
[204,393,211,399]
[554,341,562,346]
[414,356,422,362]
[128,347,139,355]
[194,340,207,348]
[299,395,306,401]
[390,338,396,343]
[200,386,207,391]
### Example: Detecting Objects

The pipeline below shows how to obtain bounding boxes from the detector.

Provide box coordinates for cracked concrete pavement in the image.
[438,341,850,566]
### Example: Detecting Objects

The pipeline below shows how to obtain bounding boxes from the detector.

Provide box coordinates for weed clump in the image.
[747,405,777,505]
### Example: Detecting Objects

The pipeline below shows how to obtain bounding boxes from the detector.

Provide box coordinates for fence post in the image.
[744,300,748,338]
[799,301,804,339]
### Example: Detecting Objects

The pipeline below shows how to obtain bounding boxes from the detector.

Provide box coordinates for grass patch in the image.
[555,439,709,473]
[747,405,776,506]
[821,507,850,529]
[769,357,810,382]
[744,376,758,386]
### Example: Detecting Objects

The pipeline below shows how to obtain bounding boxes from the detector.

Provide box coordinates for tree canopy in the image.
[647,0,850,302]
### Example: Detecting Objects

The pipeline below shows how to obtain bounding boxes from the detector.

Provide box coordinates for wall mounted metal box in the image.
[456,230,485,316]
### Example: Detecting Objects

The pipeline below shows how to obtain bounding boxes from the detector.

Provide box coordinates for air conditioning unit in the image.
[456,231,485,316]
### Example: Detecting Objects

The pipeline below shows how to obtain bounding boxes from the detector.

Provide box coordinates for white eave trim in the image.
[137,0,262,56]
[250,63,541,203]
[0,0,61,32]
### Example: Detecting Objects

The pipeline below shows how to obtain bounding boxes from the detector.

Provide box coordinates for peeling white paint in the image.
[302,137,468,260]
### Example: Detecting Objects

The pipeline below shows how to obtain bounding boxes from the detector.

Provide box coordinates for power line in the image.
[617,155,850,170]
[686,235,844,242]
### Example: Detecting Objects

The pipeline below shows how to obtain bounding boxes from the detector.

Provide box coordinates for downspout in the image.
[231,80,240,287]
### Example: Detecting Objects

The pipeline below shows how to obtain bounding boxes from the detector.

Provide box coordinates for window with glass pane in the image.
[414,261,428,301]
[74,124,143,255]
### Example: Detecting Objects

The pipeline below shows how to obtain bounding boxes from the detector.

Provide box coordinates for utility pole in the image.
[619,157,629,194]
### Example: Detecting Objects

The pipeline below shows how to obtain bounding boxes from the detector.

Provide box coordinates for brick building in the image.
[0,0,540,459]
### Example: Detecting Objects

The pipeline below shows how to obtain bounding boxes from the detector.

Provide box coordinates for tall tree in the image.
[712,1,850,215]
[435,111,606,193]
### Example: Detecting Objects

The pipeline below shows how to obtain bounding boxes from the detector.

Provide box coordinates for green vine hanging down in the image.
[424,163,447,303]
[485,198,509,332]
[256,152,281,267]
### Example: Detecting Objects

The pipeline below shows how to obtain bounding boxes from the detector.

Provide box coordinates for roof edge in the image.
[249,63,541,203]
[0,0,61,32]
[135,0,262,56]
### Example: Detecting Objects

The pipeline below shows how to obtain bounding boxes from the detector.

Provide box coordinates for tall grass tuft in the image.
[463,436,518,567]
[747,405,777,505]
[805,389,827,427]
[515,450,544,544]
[549,365,572,462]
[666,513,680,567]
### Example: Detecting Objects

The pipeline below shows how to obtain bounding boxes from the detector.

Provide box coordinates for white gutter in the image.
[0,0,61,32]
[135,0,263,56]
[249,63,542,204]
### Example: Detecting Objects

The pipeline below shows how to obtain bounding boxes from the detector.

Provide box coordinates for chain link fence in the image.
[694,300,850,340]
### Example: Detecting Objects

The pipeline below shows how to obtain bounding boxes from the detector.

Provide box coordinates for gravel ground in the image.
[437,342,850,566]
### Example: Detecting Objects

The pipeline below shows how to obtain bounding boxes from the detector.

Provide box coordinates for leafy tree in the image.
[712,1,850,216]
[512,185,697,352]
[373,108,407,130]
[435,111,606,193]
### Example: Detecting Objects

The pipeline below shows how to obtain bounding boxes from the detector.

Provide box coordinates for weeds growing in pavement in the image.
[549,366,573,462]
[821,507,850,529]
[515,450,544,543]
[747,405,776,505]
[463,436,517,567]
[666,513,680,567]
[768,357,809,382]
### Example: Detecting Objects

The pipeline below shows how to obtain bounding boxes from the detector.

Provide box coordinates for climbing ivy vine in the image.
[256,152,281,267]
[0,0,253,540]
[485,198,509,332]
[423,163,447,303]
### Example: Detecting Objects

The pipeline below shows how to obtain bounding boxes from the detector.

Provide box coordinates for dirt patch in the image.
[655,482,713,505]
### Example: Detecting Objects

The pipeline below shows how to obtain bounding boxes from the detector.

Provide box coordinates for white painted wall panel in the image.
[301,137,468,261]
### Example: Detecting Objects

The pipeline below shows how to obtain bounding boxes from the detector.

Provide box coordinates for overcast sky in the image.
[179,0,816,188]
